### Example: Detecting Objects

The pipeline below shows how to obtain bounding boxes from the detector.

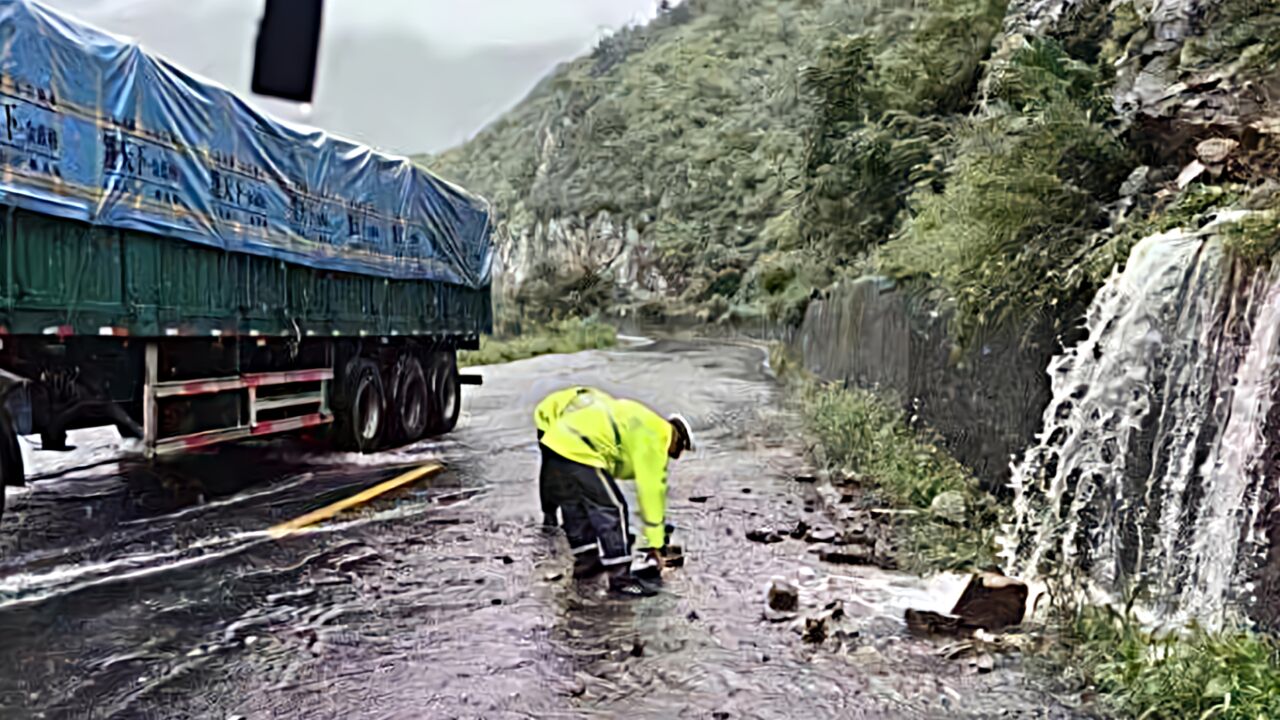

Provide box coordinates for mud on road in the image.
[0,340,1086,719]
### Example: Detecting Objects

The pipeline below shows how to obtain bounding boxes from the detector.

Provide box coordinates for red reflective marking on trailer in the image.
[176,381,223,395]
[251,414,326,436]
[56,325,74,339]
[243,370,329,387]
[181,433,225,450]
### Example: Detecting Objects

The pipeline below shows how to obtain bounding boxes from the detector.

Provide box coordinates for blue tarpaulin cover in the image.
[0,0,492,289]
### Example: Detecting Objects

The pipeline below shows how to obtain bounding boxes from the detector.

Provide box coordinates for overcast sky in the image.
[38,0,661,156]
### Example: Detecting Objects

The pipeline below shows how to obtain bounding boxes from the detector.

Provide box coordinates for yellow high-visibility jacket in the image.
[533,386,612,435]
[541,396,672,549]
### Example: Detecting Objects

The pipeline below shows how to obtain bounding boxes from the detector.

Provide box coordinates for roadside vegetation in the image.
[458,318,616,368]
[1059,606,1280,719]
[769,345,997,573]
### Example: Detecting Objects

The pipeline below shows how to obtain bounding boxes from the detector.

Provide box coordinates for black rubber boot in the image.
[573,551,606,579]
[607,568,658,597]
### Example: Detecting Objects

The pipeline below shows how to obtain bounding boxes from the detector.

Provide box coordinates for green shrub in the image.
[1180,0,1280,76]
[1222,210,1280,266]
[1078,183,1246,289]
[1155,184,1245,233]
[794,0,1004,261]
[875,0,1007,115]
[759,262,796,294]
[800,382,972,508]
[880,39,1131,344]
[766,282,813,327]
[1067,606,1280,719]
[511,265,617,324]
[707,268,744,299]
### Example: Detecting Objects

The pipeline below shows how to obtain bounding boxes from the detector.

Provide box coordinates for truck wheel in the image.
[334,359,385,452]
[428,352,460,436]
[391,354,429,443]
[0,409,24,520]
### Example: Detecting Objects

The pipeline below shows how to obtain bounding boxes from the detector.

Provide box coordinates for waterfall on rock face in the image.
[1004,213,1280,625]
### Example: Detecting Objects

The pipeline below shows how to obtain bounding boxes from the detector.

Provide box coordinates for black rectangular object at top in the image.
[251,0,324,103]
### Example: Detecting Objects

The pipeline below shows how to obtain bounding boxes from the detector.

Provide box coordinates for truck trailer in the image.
[0,0,494,520]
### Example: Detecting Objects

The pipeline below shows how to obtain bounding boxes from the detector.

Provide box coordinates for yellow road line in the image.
[268,463,443,539]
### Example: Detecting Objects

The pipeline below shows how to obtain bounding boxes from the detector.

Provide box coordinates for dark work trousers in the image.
[539,445,632,567]
[537,433,558,526]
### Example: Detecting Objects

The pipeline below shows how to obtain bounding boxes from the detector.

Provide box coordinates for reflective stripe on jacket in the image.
[540,396,672,549]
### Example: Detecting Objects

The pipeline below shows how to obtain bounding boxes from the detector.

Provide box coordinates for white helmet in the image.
[668,414,695,454]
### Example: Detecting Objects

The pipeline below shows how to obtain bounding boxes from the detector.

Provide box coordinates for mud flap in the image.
[0,368,28,489]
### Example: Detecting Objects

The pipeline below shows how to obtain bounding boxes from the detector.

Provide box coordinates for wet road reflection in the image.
[0,340,1081,719]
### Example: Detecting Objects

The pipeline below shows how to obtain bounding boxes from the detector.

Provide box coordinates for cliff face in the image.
[493,210,669,312]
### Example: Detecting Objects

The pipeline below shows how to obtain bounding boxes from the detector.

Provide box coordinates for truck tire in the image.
[0,409,24,521]
[390,354,429,444]
[428,352,460,436]
[333,358,385,452]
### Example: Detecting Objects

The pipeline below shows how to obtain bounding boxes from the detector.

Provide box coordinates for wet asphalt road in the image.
[0,340,1085,719]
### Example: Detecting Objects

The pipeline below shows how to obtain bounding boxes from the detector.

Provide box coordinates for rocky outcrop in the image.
[996,0,1280,167]
[491,209,679,322]
[1112,0,1279,139]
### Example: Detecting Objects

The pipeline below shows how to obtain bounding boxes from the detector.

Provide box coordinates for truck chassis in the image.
[0,207,489,520]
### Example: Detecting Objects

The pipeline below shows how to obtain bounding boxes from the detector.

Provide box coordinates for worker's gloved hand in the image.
[632,548,664,580]
[653,542,685,568]
[644,547,665,571]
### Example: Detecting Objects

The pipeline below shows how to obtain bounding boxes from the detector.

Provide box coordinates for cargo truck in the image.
[0,0,493,520]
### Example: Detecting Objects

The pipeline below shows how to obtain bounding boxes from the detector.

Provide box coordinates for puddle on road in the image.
[0,459,480,609]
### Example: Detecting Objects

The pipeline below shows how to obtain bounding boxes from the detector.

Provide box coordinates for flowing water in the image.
[1005,212,1280,625]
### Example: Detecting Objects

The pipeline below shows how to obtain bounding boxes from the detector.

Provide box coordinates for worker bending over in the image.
[537,389,694,596]
[533,386,614,527]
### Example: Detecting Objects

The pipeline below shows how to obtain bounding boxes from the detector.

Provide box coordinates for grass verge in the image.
[459,318,617,368]
[769,344,998,573]
[1059,605,1280,719]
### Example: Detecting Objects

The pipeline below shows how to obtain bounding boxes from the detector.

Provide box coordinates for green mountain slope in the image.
[423,0,880,325]
[425,0,1277,343]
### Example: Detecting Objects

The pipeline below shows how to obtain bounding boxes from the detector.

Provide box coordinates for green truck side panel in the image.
[0,209,492,338]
